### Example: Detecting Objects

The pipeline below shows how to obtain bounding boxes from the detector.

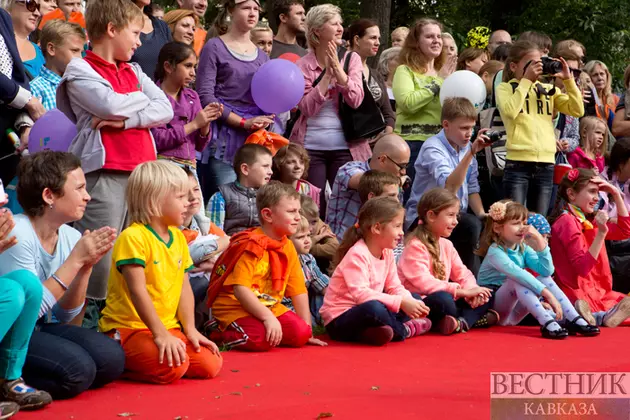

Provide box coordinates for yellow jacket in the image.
[496,78,584,164]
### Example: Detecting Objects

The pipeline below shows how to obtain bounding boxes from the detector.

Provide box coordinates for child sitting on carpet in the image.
[272,143,321,207]
[398,188,495,335]
[180,168,229,311]
[320,197,431,346]
[550,168,630,327]
[206,182,327,351]
[477,199,600,339]
[99,161,223,384]
[300,195,338,271]
[281,216,329,326]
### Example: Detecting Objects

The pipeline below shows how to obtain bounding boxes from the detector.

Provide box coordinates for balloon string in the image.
[0,152,17,162]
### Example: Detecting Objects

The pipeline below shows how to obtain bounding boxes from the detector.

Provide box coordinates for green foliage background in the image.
[155,0,630,90]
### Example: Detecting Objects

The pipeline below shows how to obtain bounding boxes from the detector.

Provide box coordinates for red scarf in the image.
[207,228,289,307]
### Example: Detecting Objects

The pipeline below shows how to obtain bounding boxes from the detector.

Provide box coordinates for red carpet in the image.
[19,327,630,420]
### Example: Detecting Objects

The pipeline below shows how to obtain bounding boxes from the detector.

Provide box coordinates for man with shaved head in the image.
[488,29,512,54]
[326,133,411,240]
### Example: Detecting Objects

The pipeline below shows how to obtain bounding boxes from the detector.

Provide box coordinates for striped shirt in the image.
[326,160,370,240]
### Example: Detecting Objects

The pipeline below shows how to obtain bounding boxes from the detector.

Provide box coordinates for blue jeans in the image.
[422,291,491,328]
[23,323,125,399]
[404,140,424,204]
[0,270,42,381]
[326,300,412,342]
[197,157,237,204]
[503,160,554,216]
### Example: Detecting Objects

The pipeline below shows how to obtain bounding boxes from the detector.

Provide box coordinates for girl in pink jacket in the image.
[320,197,431,346]
[398,189,495,335]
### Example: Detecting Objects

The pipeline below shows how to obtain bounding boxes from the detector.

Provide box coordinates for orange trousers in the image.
[118,328,223,384]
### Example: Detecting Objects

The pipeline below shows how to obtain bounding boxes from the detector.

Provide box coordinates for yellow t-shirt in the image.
[99,223,194,332]
[211,228,308,329]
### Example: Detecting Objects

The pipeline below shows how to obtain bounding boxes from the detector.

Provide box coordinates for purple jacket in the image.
[151,85,210,162]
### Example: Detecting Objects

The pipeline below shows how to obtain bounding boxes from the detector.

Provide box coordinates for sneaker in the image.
[437,316,469,335]
[603,297,630,328]
[359,326,394,346]
[575,300,596,326]
[0,379,52,411]
[404,317,432,338]
[472,310,500,328]
[0,402,19,419]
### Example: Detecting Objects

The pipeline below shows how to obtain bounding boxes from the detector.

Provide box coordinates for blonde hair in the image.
[391,26,409,39]
[580,116,608,156]
[293,215,310,235]
[299,195,319,220]
[40,20,86,59]
[441,32,457,54]
[409,188,460,280]
[305,4,341,50]
[256,181,301,215]
[479,59,504,78]
[400,18,446,74]
[584,60,616,109]
[456,47,488,71]
[163,9,199,37]
[334,197,403,267]
[126,161,189,225]
[85,0,144,43]
[477,200,529,257]
[553,39,585,59]
[377,46,401,81]
[250,22,273,39]
[441,97,477,122]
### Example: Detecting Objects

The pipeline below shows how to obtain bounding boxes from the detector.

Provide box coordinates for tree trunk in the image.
[266,0,279,32]
[361,0,392,66]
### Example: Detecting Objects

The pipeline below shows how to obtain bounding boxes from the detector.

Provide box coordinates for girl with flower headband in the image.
[549,168,630,327]
[398,189,496,335]
[320,197,431,346]
[477,199,600,339]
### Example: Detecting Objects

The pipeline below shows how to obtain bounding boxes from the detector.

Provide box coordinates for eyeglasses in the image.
[16,0,40,12]
[570,68,582,78]
[385,155,409,172]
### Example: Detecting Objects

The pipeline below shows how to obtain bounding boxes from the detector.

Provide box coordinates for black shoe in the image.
[566,316,600,336]
[540,320,569,339]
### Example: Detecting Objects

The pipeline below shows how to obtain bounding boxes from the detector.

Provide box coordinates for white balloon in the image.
[439,70,487,113]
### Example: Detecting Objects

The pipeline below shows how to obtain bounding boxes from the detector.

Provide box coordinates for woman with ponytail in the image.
[398,188,495,334]
[320,197,431,346]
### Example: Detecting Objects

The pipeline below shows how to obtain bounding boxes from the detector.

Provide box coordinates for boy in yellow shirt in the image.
[99,161,222,384]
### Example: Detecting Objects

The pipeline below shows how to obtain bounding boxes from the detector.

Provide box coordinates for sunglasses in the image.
[385,155,409,172]
[16,0,40,12]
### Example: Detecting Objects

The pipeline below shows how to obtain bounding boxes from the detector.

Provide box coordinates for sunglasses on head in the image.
[16,0,40,12]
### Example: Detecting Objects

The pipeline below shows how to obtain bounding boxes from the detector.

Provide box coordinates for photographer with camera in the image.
[496,40,584,216]
[405,98,493,276]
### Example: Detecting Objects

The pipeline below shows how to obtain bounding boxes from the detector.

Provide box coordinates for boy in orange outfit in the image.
[206,182,327,351]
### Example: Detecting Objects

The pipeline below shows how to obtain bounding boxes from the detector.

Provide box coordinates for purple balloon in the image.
[251,59,305,114]
[28,109,77,153]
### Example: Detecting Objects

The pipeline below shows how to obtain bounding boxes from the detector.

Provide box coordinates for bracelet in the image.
[51,273,68,291]
[239,118,246,129]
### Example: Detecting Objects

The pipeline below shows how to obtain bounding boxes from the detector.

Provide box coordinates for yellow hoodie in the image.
[496,78,584,164]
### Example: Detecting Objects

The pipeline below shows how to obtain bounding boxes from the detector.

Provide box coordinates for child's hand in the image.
[186,328,221,356]
[206,103,223,121]
[263,316,283,346]
[401,297,430,319]
[594,211,609,235]
[523,225,547,252]
[524,59,543,82]
[91,117,125,130]
[307,337,328,346]
[541,289,563,321]
[25,96,46,121]
[593,177,621,198]
[190,257,217,273]
[471,129,493,154]
[153,332,187,367]
[554,57,572,80]
[556,139,569,152]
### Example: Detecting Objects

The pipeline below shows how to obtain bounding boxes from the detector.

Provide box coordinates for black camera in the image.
[541,56,563,75]
[478,130,502,144]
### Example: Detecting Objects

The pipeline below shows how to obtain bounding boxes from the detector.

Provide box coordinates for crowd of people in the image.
[1,0,630,418]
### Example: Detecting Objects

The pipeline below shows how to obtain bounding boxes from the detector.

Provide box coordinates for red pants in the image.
[218,311,311,352]
[118,328,223,384]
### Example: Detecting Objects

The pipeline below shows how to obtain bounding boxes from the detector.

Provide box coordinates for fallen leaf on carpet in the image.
[215,396,221,399]
[371,386,379,391]
[244,386,250,389]
[255,383,261,387]
[231,369,240,373]
[117,413,138,417]
[316,412,333,419]
[230,392,242,396]
[304,392,311,396]
[174,417,182,420]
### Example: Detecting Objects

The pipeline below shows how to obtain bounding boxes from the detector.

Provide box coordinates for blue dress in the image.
[23,42,45,78]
